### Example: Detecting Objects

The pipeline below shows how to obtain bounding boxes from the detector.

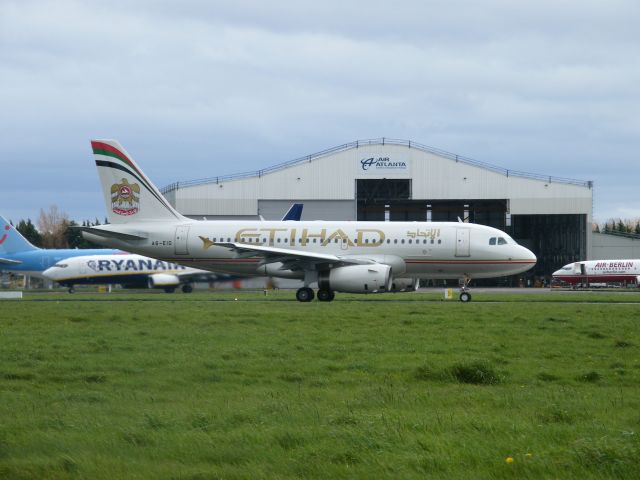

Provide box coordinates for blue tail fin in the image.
[0,215,39,254]
[282,203,303,221]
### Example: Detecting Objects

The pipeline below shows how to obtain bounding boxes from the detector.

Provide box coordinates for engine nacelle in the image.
[147,273,180,288]
[389,277,419,292]
[318,264,392,293]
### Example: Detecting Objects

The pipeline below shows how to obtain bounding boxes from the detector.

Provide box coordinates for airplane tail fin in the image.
[91,140,187,224]
[0,215,39,254]
[282,203,303,221]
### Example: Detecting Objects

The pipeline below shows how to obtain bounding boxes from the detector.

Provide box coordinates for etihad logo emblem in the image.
[111,178,140,216]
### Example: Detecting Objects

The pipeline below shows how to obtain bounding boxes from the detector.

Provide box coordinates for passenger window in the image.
[438,239,441,244]
[401,239,405,244]
[489,237,496,245]
[394,239,398,244]
[498,237,507,245]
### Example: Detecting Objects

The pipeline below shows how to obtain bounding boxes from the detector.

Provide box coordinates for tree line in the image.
[593,218,640,235]
[10,206,108,249]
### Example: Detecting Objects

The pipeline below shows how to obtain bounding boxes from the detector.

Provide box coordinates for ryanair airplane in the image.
[0,215,120,279]
[80,140,536,302]
[43,253,218,293]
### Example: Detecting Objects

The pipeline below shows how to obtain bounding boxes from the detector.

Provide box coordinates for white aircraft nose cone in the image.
[42,267,56,279]
[526,248,537,263]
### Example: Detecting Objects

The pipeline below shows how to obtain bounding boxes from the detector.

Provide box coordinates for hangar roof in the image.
[161,138,591,194]
[160,138,593,217]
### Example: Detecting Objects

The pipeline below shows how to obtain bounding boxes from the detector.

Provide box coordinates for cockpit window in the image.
[53,263,68,268]
[489,237,496,245]
[497,237,507,245]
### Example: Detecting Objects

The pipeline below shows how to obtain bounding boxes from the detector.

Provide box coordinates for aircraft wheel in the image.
[459,292,472,302]
[317,289,335,302]
[164,287,176,293]
[68,286,75,294]
[182,284,193,293]
[296,287,314,302]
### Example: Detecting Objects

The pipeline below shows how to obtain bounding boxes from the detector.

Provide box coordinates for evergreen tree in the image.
[16,219,42,247]
[617,219,626,233]
[593,224,600,233]
[64,220,102,249]
[635,221,640,235]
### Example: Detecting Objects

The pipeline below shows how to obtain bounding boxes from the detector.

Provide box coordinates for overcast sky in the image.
[1,0,638,225]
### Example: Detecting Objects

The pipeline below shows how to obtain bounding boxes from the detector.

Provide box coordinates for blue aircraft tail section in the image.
[0,215,39,254]
[282,203,303,221]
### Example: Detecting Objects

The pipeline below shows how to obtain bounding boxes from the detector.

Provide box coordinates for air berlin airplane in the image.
[553,260,640,286]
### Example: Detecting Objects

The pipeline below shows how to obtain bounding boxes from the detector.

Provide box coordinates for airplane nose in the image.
[42,267,57,279]
[518,245,536,264]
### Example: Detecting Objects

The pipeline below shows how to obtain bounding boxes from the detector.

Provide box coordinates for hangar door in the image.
[455,228,470,257]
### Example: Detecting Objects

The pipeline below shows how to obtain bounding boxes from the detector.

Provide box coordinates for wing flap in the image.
[216,242,341,263]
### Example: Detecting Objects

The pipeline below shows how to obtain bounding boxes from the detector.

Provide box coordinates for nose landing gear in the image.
[459,276,472,302]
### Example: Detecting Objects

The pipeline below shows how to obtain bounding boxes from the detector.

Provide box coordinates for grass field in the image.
[1,291,639,479]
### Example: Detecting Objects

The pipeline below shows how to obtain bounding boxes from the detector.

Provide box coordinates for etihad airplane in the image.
[553,260,640,287]
[0,215,120,279]
[80,140,537,302]
[43,253,220,293]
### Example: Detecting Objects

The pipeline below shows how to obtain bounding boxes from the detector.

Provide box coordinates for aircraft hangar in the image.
[161,139,593,282]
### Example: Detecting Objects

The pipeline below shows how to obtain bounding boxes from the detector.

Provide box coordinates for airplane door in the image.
[80,261,87,275]
[455,228,470,257]
[174,226,190,255]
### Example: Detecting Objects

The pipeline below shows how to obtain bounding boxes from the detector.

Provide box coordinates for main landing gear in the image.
[459,276,472,302]
[296,287,335,302]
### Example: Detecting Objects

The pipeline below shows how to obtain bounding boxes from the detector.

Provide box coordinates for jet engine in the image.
[318,264,392,293]
[147,273,180,288]
[389,277,419,292]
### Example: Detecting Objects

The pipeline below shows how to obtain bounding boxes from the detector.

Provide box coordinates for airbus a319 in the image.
[80,140,536,302]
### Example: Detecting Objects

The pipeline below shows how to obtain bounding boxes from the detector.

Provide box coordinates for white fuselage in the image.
[83,220,536,280]
[42,253,209,286]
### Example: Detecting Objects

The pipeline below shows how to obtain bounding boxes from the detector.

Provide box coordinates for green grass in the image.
[1,291,639,479]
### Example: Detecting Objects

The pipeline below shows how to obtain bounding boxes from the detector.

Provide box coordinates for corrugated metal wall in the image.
[592,233,640,259]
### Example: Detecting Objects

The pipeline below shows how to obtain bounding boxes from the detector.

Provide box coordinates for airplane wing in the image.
[0,257,22,265]
[216,242,376,270]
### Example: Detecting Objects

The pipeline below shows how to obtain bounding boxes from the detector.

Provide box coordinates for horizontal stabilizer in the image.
[0,257,22,265]
[76,226,148,241]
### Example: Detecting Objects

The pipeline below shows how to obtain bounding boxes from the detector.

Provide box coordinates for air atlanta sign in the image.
[359,156,410,174]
